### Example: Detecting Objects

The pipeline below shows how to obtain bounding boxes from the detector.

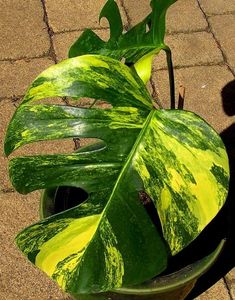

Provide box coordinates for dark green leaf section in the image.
[69,0,177,63]
[9,154,122,194]
[20,55,152,110]
[4,104,147,156]
[210,164,229,190]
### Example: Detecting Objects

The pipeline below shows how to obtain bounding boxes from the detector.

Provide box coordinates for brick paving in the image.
[0,0,50,60]
[153,31,224,69]
[0,0,234,299]
[0,58,54,98]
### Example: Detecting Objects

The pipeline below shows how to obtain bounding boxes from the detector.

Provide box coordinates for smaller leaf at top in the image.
[69,0,177,65]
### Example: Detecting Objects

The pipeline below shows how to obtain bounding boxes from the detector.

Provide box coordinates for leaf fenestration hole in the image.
[54,186,89,213]
[67,97,112,109]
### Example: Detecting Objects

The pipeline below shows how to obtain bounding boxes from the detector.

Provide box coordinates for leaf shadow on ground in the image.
[186,80,235,299]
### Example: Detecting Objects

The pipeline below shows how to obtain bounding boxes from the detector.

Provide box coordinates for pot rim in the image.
[113,239,225,294]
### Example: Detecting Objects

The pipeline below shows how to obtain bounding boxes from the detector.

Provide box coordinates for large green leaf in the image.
[68,0,177,82]
[4,55,229,294]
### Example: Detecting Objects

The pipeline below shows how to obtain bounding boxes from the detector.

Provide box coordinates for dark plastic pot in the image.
[40,187,225,300]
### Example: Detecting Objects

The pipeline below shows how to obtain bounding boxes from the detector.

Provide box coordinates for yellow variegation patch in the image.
[100,218,124,288]
[36,215,101,278]
[133,109,229,255]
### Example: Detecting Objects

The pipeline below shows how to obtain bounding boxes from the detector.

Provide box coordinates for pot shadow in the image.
[186,80,235,299]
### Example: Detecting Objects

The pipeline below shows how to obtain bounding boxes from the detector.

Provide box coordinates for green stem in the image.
[163,46,175,109]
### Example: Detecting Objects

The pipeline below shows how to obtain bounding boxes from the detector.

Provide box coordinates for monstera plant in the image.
[4,0,229,298]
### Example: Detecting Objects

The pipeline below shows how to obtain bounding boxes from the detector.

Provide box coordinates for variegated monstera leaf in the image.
[4,55,229,294]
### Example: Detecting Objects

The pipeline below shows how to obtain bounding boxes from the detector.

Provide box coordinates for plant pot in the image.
[40,187,226,300]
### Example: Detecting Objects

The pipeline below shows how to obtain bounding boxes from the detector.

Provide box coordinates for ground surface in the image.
[0,0,235,299]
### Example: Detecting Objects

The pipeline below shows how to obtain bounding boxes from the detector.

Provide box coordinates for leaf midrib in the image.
[106,109,155,205]
[79,109,155,271]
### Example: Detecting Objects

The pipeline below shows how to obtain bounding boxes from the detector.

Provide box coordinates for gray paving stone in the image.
[0,58,54,98]
[45,0,127,33]
[195,279,230,299]
[199,0,235,16]
[225,268,235,300]
[164,0,208,33]
[123,0,208,33]
[153,32,224,70]
[209,14,235,73]
[122,0,151,26]
[151,65,234,133]
[0,0,50,60]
